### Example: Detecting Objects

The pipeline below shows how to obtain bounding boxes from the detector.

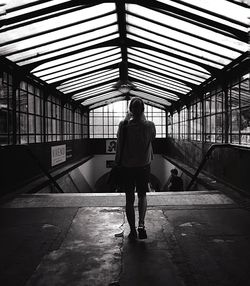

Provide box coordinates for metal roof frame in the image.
[0,0,249,110]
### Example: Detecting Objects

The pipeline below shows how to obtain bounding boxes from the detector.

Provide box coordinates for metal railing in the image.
[186,143,250,191]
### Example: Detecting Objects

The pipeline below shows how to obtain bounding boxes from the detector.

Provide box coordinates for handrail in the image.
[186,143,250,191]
[1,144,64,193]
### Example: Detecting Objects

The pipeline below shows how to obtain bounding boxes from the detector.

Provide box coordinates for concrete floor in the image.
[1,191,250,286]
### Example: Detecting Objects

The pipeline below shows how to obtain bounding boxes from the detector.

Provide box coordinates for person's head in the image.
[171,168,178,176]
[129,97,144,119]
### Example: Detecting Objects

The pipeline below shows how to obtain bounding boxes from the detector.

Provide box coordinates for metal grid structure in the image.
[0,0,249,111]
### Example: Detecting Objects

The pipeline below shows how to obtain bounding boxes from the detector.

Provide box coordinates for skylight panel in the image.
[127,15,244,57]
[134,82,179,100]
[58,70,119,92]
[81,91,121,105]
[41,53,121,82]
[1,4,117,43]
[127,26,235,65]
[127,5,248,51]
[87,96,124,109]
[128,55,204,84]
[130,90,172,106]
[10,31,119,65]
[129,70,187,94]
[128,48,210,79]
[60,74,119,94]
[127,34,224,70]
[34,47,120,77]
[130,47,210,74]
[72,87,112,101]
[157,0,250,27]
[33,47,117,73]
[1,15,118,56]
[129,58,201,87]
[2,1,71,19]
[46,58,121,84]
[72,82,116,99]
[129,68,191,93]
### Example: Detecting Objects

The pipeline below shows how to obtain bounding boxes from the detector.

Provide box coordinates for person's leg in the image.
[125,191,136,232]
[123,168,137,239]
[136,165,150,239]
[138,193,147,227]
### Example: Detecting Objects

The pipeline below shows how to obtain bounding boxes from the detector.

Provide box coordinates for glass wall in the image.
[16,81,44,144]
[204,88,224,143]
[229,74,250,145]
[190,101,202,141]
[45,94,60,142]
[0,72,13,145]
[0,70,88,145]
[89,100,166,138]
[180,106,188,140]
[145,104,166,138]
[168,72,250,146]
[172,112,179,139]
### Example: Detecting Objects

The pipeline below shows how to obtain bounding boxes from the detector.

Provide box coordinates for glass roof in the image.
[0,0,249,109]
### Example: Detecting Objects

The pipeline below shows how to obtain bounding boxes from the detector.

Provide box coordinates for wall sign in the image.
[51,144,66,167]
[106,139,117,154]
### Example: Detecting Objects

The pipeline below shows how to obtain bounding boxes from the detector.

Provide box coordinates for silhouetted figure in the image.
[115,97,156,240]
[164,168,183,191]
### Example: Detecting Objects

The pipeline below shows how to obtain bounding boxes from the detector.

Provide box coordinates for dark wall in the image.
[0,139,91,195]
[89,138,168,154]
[165,138,250,193]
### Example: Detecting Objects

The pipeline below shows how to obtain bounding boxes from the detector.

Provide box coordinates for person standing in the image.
[115,98,156,240]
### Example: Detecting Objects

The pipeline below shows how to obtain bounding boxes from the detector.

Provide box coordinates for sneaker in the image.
[138,226,147,239]
[128,229,137,241]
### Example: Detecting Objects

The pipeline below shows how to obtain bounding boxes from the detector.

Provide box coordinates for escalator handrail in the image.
[186,143,250,191]
[1,144,64,193]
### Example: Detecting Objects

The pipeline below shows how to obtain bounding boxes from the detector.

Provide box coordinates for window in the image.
[89,100,166,138]
[62,103,73,141]
[45,95,61,142]
[172,112,179,139]
[229,74,250,145]
[0,72,13,145]
[16,81,44,144]
[179,106,188,140]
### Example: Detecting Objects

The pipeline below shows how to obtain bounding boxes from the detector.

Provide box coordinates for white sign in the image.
[51,145,66,167]
[106,140,117,154]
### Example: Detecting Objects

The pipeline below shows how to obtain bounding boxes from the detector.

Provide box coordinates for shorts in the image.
[122,164,150,197]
